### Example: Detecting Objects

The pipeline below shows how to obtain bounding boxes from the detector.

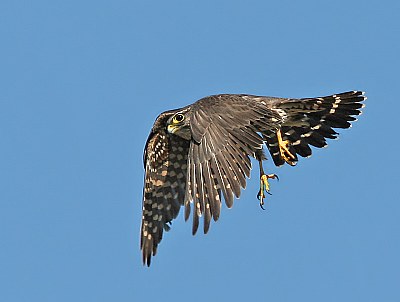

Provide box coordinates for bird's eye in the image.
[173,114,185,123]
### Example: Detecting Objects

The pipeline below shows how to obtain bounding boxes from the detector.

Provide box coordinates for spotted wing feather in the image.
[141,114,190,266]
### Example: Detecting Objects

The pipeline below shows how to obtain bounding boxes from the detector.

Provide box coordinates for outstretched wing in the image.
[185,94,284,235]
[183,91,365,234]
[141,115,190,266]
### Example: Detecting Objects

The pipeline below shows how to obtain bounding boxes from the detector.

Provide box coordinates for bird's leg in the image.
[276,129,296,165]
[256,158,279,210]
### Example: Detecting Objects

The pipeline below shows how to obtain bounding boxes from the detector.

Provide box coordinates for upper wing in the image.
[141,125,190,266]
[185,94,283,234]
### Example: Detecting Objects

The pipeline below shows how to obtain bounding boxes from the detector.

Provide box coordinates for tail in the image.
[263,91,366,166]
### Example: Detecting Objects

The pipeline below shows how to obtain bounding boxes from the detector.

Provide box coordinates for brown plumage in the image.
[141,91,366,266]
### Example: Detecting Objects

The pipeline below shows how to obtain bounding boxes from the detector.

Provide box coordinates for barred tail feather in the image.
[266,91,366,166]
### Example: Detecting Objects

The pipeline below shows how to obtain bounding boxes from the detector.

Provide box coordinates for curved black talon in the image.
[257,191,267,210]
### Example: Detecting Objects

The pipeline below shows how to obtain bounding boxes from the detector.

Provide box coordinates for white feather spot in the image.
[311,124,321,130]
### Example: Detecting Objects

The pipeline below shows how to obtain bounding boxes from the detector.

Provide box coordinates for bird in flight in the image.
[141,90,366,266]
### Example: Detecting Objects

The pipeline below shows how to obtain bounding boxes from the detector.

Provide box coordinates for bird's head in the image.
[166,109,192,140]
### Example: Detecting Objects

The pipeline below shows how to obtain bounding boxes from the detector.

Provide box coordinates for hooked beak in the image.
[167,124,177,134]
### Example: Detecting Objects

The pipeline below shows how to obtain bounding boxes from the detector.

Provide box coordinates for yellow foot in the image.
[257,174,279,210]
[277,129,296,165]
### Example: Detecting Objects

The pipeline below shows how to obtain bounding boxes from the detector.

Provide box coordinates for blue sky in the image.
[1,0,399,301]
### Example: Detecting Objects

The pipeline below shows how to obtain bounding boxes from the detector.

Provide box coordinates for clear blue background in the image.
[1,1,399,301]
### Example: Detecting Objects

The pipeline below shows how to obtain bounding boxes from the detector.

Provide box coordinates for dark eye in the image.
[173,114,185,123]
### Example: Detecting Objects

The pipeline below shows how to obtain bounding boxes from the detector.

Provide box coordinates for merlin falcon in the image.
[141,90,366,266]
